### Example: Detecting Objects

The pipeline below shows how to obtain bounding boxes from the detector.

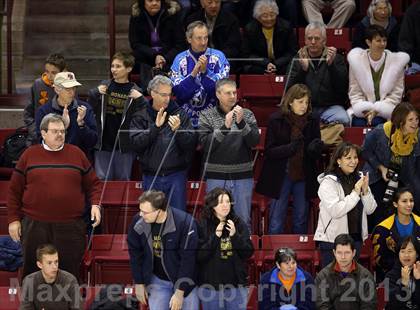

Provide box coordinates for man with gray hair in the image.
[7,113,102,279]
[287,21,349,126]
[302,0,356,29]
[170,21,230,128]
[198,78,260,230]
[130,75,197,211]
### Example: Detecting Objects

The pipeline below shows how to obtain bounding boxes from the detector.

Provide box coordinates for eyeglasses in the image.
[153,90,172,98]
[139,208,159,215]
[306,36,322,42]
[47,129,66,135]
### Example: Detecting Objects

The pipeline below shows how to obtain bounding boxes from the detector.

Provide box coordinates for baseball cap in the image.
[54,72,82,88]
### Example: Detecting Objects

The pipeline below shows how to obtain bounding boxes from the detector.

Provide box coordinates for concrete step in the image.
[19,56,111,77]
[28,0,134,15]
[25,14,129,34]
[24,33,129,57]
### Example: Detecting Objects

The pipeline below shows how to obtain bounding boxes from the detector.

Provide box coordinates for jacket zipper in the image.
[323,219,332,234]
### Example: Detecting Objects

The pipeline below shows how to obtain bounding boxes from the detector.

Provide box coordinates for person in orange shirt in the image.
[259,247,315,310]
[23,54,67,145]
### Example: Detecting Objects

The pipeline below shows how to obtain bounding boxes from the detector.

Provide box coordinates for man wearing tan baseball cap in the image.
[34,71,98,154]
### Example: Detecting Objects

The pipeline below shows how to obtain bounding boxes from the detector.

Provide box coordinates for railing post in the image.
[6,0,13,94]
[108,0,115,75]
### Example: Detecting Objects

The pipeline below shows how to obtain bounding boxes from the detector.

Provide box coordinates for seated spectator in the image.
[88,52,145,181]
[241,0,297,75]
[315,142,377,267]
[35,72,98,155]
[260,247,315,310]
[384,235,420,310]
[127,190,199,310]
[399,1,420,74]
[348,25,409,127]
[302,0,356,29]
[129,75,196,211]
[129,0,185,91]
[171,21,230,128]
[197,187,253,310]
[372,187,420,283]
[185,0,241,60]
[256,84,323,234]
[20,244,81,310]
[361,102,420,229]
[24,54,66,145]
[352,0,400,52]
[287,22,350,126]
[198,78,259,230]
[315,234,377,309]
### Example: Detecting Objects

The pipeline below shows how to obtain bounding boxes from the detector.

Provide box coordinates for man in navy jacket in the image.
[127,190,199,310]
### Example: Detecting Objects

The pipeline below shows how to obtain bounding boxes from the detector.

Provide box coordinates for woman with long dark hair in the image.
[197,187,254,310]
[315,142,377,267]
[372,187,420,283]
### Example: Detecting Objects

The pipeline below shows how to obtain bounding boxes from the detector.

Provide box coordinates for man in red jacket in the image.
[7,113,102,279]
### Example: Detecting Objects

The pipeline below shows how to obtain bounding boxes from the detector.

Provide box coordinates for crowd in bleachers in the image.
[1,0,420,309]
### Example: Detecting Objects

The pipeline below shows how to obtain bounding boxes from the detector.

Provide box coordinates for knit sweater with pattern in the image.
[198,105,260,179]
[7,144,102,224]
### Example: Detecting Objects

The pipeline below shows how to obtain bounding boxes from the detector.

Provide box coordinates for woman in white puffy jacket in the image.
[347,24,409,127]
[315,142,377,267]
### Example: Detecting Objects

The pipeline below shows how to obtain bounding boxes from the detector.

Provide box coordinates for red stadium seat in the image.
[376,285,388,310]
[0,286,20,310]
[186,181,206,219]
[0,181,10,234]
[298,28,352,55]
[253,127,266,180]
[343,127,372,146]
[360,236,375,273]
[239,75,285,126]
[261,234,320,275]
[101,181,142,234]
[246,285,258,310]
[83,234,131,285]
[248,235,261,285]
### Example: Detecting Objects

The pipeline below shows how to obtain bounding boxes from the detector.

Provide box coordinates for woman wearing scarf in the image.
[362,102,420,230]
[129,0,186,91]
[256,84,323,234]
[372,187,420,283]
[347,24,409,127]
[352,0,400,52]
[314,142,377,267]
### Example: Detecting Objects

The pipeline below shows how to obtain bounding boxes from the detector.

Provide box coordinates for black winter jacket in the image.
[129,99,197,175]
[241,17,297,74]
[197,215,253,288]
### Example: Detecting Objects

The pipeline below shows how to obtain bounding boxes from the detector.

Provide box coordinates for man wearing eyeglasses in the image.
[35,71,98,154]
[129,75,196,211]
[127,190,199,310]
[7,113,102,279]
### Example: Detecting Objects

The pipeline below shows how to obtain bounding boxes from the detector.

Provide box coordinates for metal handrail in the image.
[0,0,14,94]
[107,0,115,72]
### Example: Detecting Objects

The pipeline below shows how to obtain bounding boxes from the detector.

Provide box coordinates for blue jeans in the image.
[198,286,248,310]
[206,178,254,232]
[143,170,187,211]
[269,175,309,234]
[352,116,386,127]
[147,275,199,310]
[312,105,350,126]
[94,150,135,180]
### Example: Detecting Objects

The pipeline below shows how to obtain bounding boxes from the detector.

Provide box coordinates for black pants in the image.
[21,217,86,280]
